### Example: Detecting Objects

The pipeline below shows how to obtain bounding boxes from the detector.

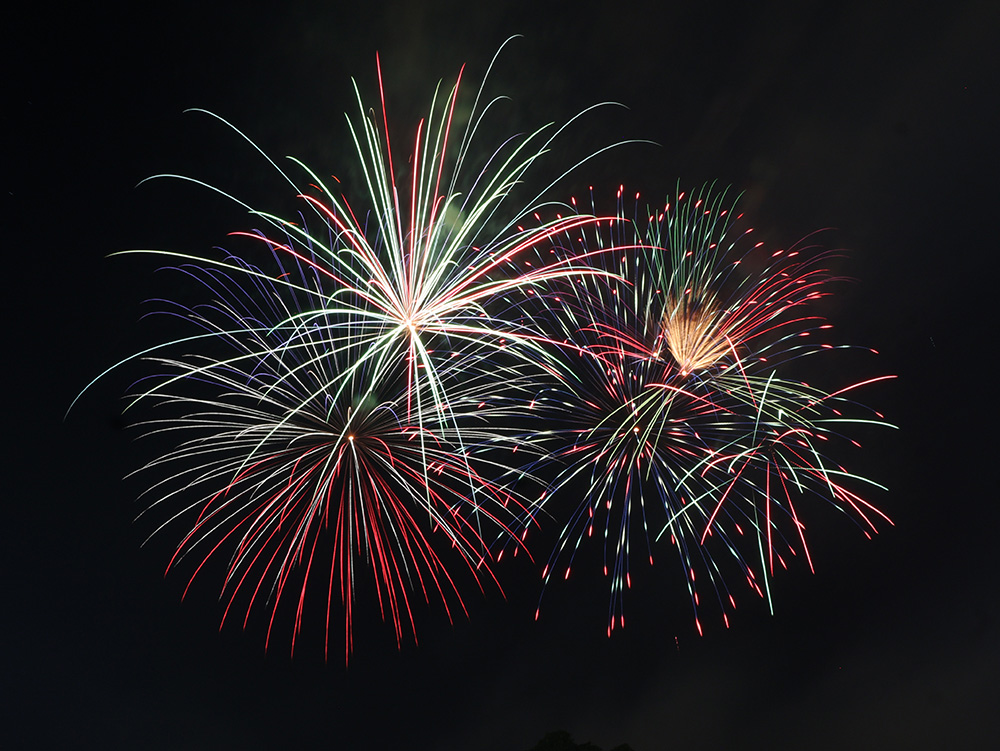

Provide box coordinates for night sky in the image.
[7,1,1000,749]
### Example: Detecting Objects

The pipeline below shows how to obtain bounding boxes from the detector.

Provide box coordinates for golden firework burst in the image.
[662,294,730,375]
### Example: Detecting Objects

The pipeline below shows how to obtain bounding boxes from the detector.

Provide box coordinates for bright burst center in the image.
[663,296,730,375]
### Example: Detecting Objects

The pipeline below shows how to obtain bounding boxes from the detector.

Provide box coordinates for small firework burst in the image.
[518,185,894,635]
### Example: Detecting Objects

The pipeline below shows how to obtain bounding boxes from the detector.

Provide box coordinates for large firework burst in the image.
[86,41,625,659]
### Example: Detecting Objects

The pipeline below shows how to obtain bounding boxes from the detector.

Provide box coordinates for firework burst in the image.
[518,185,894,635]
[82,40,626,659]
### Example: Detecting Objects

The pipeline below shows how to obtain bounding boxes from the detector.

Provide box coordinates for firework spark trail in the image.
[516,185,894,635]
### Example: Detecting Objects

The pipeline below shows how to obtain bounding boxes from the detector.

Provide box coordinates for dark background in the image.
[6,1,999,749]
